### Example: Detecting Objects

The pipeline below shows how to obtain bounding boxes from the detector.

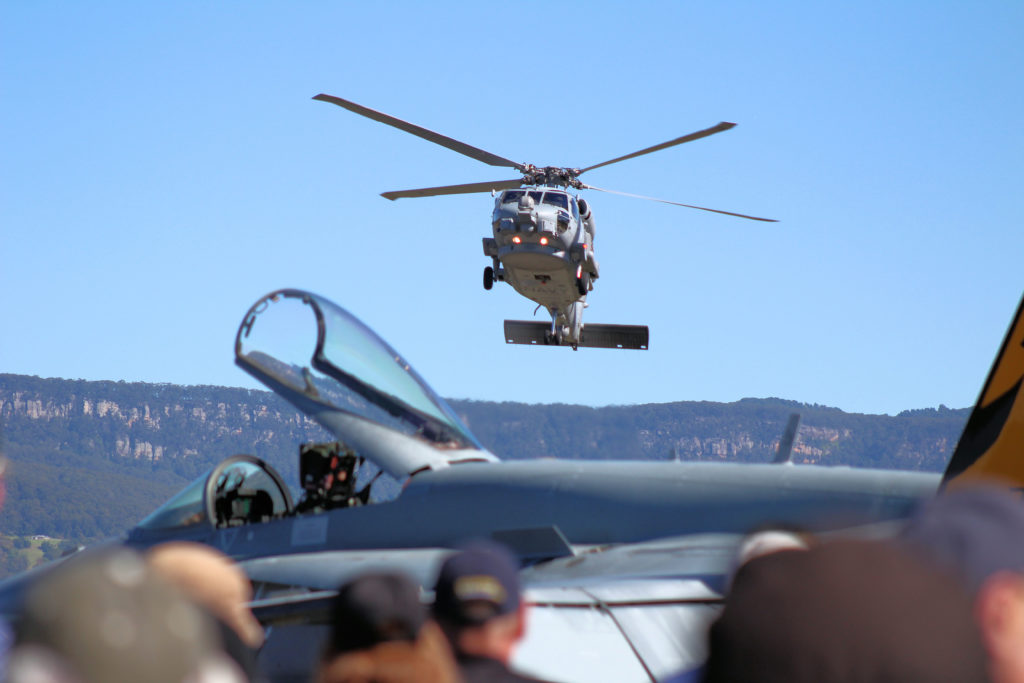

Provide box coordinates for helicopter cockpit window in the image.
[570,197,580,221]
[542,192,569,209]
[527,191,544,203]
[501,190,524,204]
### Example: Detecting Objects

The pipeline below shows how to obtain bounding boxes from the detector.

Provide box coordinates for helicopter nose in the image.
[516,207,537,228]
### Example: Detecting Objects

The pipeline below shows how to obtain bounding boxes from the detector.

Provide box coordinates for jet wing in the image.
[243,547,453,595]
[242,534,738,682]
[513,534,732,681]
[517,580,719,682]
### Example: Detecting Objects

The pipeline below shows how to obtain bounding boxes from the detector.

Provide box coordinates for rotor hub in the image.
[521,166,584,189]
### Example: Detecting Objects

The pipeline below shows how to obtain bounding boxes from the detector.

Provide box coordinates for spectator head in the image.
[432,540,525,664]
[317,571,458,683]
[9,547,242,683]
[901,485,1024,594]
[433,540,521,627]
[145,541,264,649]
[727,527,811,590]
[901,485,1024,683]
[703,539,989,683]
[326,571,426,657]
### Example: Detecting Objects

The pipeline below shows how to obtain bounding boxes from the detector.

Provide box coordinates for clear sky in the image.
[3,3,1022,416]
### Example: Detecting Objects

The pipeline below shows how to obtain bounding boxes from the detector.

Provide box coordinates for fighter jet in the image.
[3,289,1023,682]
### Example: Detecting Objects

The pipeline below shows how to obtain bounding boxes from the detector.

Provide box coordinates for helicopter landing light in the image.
[539,237,549,246]
[512,236,522,244]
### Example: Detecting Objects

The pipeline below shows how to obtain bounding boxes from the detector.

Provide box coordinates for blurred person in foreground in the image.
[663,527,814,683]
[727,527,812,586]
[901,485,1024,683]
[316,570,459,683]
[146,541,266,681]
[7,546,245,682]
[432,541,550,683]
[702,539,989,683]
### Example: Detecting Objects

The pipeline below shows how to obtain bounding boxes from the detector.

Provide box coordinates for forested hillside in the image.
[0,373,969,576]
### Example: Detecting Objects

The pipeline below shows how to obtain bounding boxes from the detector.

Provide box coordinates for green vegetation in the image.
[0,536,76,577]
[0,374,970,579]
[454,397,967,469]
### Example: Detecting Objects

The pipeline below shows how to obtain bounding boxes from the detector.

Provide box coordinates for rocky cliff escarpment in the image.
[0,374,968,548]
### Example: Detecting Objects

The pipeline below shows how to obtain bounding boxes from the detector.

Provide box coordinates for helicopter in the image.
[314,94,776,350]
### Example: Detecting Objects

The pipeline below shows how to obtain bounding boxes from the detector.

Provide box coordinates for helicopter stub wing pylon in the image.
[504,320,649,350]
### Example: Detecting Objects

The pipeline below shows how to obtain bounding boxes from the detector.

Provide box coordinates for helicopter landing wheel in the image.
[483,266,494,291]
[576,273,591,297]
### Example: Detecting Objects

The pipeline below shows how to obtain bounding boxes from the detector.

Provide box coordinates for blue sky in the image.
[3,3,1022,415]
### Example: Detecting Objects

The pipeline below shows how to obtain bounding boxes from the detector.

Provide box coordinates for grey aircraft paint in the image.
[6,287,1017,682]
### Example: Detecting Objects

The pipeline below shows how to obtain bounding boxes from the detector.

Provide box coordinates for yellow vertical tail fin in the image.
[943,294,1024,488]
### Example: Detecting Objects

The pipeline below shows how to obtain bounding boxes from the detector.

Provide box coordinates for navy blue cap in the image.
[901,485,1024,595]
[432,540,521,625]
[328,571,426,655]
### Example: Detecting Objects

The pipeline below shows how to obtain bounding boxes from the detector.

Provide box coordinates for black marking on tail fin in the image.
[942,294,1024,488]
[942,378,1021,483]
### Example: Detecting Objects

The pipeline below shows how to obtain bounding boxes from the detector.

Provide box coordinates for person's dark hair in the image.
[703,540,989,683]
[326,571,426,657]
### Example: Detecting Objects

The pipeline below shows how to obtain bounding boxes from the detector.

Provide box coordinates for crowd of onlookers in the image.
[0,538,548,682]
[3,483,1024,682]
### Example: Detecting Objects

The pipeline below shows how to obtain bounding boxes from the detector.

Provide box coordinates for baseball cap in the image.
[327,571,427,655]
[432,540,520,625]
[900,484,1024,594]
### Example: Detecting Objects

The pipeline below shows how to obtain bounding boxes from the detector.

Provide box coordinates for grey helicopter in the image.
[314,94,776,350]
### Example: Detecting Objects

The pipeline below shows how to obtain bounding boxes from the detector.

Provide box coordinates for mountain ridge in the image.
[0,373,969,555]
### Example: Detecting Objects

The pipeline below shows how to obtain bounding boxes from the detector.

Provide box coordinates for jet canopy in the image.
[134,454,294,534]
[234,290,494,478]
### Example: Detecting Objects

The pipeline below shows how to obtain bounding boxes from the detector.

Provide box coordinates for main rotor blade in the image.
[314,94,525,171]
[381,179,523,201]
[579,122,737,174]
[581,184,778,222]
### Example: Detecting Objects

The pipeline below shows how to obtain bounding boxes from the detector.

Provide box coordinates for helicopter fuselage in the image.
[482,188,599,343]
[312,93,771,350]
